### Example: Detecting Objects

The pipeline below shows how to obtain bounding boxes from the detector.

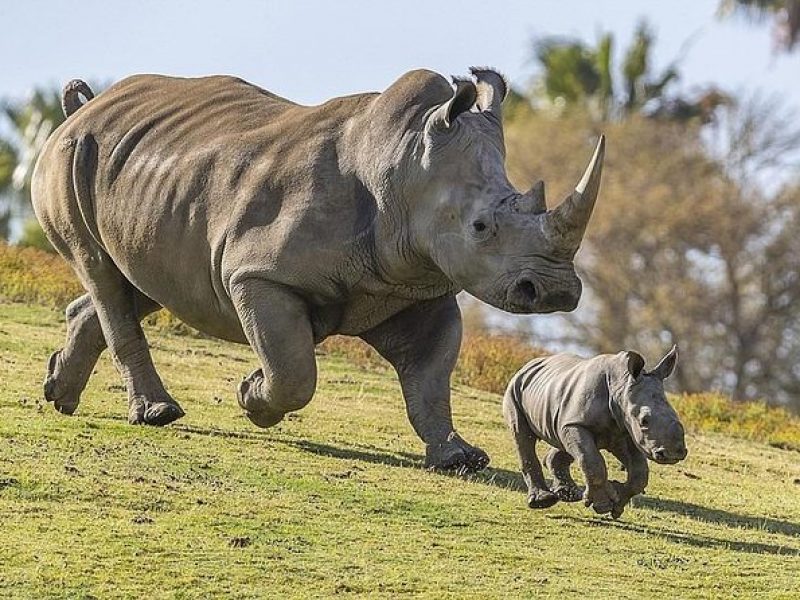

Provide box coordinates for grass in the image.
[1,301,799,599]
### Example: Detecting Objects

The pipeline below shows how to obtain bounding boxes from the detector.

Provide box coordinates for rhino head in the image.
[373,68,604,314]
[612,346,688,464]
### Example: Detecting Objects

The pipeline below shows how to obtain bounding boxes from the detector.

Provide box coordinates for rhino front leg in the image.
[361,295,489,473]
[230,278,317,428]
[544,448,583,503]
[561,426,618,515]
[503,392,558,508]
[607,438,649,519]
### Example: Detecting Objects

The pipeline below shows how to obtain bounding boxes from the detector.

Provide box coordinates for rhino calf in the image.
[502,346,686,518]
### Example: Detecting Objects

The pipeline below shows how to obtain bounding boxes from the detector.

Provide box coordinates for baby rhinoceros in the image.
[503,346,687,518]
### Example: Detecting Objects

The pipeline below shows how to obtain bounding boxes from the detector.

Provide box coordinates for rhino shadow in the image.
[549,514,799,556]
[631,495,800,538]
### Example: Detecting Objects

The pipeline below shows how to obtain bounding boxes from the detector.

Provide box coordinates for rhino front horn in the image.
[547,135,605,248]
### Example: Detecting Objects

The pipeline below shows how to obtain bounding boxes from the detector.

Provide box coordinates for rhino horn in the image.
[470,67,507,116]
[515,180,547,214]
[546,135,605,249]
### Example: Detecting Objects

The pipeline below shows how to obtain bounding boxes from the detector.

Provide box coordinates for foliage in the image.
[531,20,727,123]
[0,88,65,241]
[672,393,800,451]
[0,242,82,307]
[719,0,800,51]
[0,302,799,597]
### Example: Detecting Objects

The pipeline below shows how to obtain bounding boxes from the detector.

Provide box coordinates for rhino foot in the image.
[128,395,185,426]
[527,488,559,509]
[44,350,82,416]
[583,480,619,515]
[553,483,584,503]
[425,431,490,473]
[236,370,285,428]
[609,480,632,520]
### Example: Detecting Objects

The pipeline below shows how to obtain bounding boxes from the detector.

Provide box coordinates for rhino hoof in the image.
[527,489,559,509]
[237,375,284,428]
[553,484,584,503]
[128,397,185,426]
[44,350,80,416]
[425,432,490,473]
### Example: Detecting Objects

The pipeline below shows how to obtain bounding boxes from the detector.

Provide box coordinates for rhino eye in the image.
[472,220,487,233]
[640,415,650,428]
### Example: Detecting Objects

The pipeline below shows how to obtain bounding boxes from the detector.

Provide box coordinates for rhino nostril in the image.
[653,448,666,461]
[516,280,537,303]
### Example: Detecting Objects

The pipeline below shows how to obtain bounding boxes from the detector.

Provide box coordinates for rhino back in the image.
[41,75,391,339]
[513,353,616,447]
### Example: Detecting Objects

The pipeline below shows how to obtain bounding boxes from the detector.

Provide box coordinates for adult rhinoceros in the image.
[32,68,603,472]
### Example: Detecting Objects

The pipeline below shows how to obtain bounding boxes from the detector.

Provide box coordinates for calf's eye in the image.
[472,221,487,233]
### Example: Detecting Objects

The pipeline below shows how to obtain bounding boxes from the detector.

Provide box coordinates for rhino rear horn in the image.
[546,135,605,250]
[515,180,547,214]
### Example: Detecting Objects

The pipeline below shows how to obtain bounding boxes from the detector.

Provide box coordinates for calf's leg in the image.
[502,392,558,508]
[607,438,649,519]
[561,425,618,515]
[544,448,583,502]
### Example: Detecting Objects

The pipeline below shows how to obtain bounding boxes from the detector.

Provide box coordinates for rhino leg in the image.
[544,448,583,503]
[361,296,489,473]
[44,292,160,416]
[502,391,558,508]
[607,438,649,519]
[230,278,317,428]
[68,257,183,426]
[561,425,618,515]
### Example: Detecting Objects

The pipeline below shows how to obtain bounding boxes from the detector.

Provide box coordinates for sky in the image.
[1,0,799,111]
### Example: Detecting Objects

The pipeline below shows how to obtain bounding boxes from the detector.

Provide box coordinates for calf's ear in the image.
[650,345,678,380]
[429,78,477,130]
[625,351,646,380]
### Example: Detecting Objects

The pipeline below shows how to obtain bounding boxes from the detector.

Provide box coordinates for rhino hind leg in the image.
[544,448,584,503]
[230,279,317,429]
[44,293,162,416]
[67,256,182,426]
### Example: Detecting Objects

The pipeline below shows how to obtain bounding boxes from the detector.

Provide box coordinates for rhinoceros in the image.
[32,67,604,472]
[503,346,686,516]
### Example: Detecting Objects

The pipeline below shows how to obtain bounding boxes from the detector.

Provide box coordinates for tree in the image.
[0,88,66,244]
[531,21,729,124]
[718,0,800,52]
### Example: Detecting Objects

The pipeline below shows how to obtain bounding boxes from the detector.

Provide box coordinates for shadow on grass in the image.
[283,437,800,550]
[550,514,799,556]
[631,495,800,538]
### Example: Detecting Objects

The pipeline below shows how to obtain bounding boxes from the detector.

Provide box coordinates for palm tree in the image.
[0,88,65,242]
[719,0,800,52]
[532,20,728,123]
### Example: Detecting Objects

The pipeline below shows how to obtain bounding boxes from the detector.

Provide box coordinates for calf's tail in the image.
[62,79,95,117]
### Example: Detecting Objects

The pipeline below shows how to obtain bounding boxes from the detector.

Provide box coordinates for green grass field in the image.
[1,302,799,599]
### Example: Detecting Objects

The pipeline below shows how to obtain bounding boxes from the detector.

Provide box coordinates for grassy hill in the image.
[1,301,799,599]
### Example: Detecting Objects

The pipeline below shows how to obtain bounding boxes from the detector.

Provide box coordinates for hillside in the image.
[0,302,798,598]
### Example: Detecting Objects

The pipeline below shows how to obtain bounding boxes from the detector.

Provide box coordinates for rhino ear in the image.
[650,345,678,380]
[429,78,477,130]
[625,351,646,380]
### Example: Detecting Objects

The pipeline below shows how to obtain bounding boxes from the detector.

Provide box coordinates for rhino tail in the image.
[62,79,95,118]
[71,134,104,248]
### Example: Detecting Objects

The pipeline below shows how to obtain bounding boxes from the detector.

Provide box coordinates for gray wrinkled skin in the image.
[32,68,604,472]
[503,346,686,517]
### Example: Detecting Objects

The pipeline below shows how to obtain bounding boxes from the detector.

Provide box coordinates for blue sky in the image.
[1,0,799,110]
